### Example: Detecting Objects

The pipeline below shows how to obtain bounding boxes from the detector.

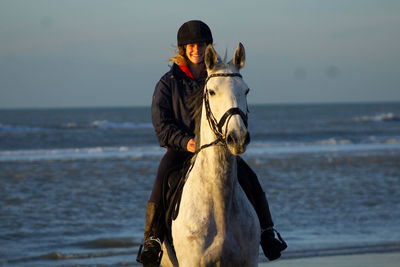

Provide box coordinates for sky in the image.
[1,0,399,108]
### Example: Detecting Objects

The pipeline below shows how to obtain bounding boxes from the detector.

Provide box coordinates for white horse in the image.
[161,43,260,267]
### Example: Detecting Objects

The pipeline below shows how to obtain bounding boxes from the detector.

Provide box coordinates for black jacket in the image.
[151,64,205,151]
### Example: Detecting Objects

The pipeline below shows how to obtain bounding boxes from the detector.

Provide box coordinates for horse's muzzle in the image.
[226,130,250,155]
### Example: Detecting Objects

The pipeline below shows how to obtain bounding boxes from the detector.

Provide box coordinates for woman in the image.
[137,20,286,266]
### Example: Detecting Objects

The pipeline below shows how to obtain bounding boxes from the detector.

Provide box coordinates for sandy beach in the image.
[259,252,400,267]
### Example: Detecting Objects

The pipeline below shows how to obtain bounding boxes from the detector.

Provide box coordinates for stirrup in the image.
[260,227,287,261]
[136,237,163,266]
[272,228,287,249]
[262,227,287,248]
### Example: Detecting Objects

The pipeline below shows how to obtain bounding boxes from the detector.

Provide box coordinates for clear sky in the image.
[1,0,399,108]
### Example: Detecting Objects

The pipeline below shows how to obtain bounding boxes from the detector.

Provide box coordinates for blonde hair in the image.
[169,46,188,66]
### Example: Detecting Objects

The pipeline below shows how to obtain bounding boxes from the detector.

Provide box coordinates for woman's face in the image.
[185,42,207,64]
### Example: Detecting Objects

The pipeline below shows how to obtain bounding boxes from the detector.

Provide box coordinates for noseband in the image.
[199,72,248,152]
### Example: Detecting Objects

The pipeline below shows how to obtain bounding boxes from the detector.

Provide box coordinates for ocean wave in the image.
[0,146,165,162]
[247,139,400,155]
[0,120,153,133]
[77,237,139,249]
[367,135,400,145]
[315,138,352,145]
[91,120,152,129]
[61,122,79,128]
[2,140,400,162]
[250,138,354,148]
[353,113,400,122]
[9,249,136,263]
[283,242,400,259]
[0,123,44,133]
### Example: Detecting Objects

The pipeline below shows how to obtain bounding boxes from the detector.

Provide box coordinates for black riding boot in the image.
[237,157,287,261]
[136,202,164,267]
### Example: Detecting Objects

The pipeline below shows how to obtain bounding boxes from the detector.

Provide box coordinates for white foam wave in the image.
[316,138,352,145]
[384,139,400,144]
[2,139,400,162]
[0,146,165,162]
[353,113,399,122]
[247,138,400,155]
[61,122,78,128]
[91,120,152,129]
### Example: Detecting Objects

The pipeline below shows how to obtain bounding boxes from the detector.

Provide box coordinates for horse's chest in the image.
[175,180,258,241]
[171,159,260,266]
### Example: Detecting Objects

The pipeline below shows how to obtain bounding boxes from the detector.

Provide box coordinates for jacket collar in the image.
[179,64,194,79]
[171,63,207,81]
[171,63,188,80]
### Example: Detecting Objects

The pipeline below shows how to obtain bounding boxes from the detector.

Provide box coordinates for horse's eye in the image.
[209,90,216,96]
[245,88,250,95]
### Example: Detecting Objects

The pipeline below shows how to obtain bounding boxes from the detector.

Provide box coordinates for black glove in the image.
[260,228,287,261]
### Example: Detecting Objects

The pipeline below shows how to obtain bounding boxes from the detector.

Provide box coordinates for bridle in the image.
[198,72,249,152]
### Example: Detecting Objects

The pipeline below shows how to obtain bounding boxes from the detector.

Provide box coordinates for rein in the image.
[197,72,248,153]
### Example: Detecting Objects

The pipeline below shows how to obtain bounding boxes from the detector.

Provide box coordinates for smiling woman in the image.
[185,42,207,64]
[136,20,215,267]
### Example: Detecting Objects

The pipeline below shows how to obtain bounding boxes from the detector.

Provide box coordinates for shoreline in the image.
[259,251,400,267]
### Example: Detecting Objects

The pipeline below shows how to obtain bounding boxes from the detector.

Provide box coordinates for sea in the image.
[1,103,400,266]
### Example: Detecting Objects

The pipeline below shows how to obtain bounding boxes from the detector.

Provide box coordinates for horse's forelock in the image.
[208,61,232,73]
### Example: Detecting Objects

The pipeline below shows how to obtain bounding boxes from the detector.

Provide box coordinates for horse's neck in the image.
[196,146,236,188]
[188,112,239,235]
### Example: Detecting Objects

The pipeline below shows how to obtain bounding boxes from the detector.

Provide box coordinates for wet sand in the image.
[259,252,400,267]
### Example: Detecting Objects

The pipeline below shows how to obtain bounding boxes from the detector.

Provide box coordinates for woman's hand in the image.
[187,138,196,153]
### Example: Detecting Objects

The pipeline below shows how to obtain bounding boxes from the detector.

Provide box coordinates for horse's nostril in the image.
[226,134,234,144]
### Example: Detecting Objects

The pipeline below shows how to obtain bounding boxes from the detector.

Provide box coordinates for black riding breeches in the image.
[237,157,274,228]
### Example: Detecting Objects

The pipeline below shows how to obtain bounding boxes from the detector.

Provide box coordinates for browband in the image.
[205,73,242,83]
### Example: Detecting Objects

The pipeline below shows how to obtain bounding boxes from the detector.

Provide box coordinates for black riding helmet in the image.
[177,20,213,46]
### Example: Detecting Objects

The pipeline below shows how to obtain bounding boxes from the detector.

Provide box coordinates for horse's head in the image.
[203,43,250,155]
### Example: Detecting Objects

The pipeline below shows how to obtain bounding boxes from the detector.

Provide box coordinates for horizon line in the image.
[1,100,399,111]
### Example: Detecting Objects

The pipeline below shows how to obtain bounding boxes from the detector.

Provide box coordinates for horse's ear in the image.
[233,43,245,70]
[205,44,218,70]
